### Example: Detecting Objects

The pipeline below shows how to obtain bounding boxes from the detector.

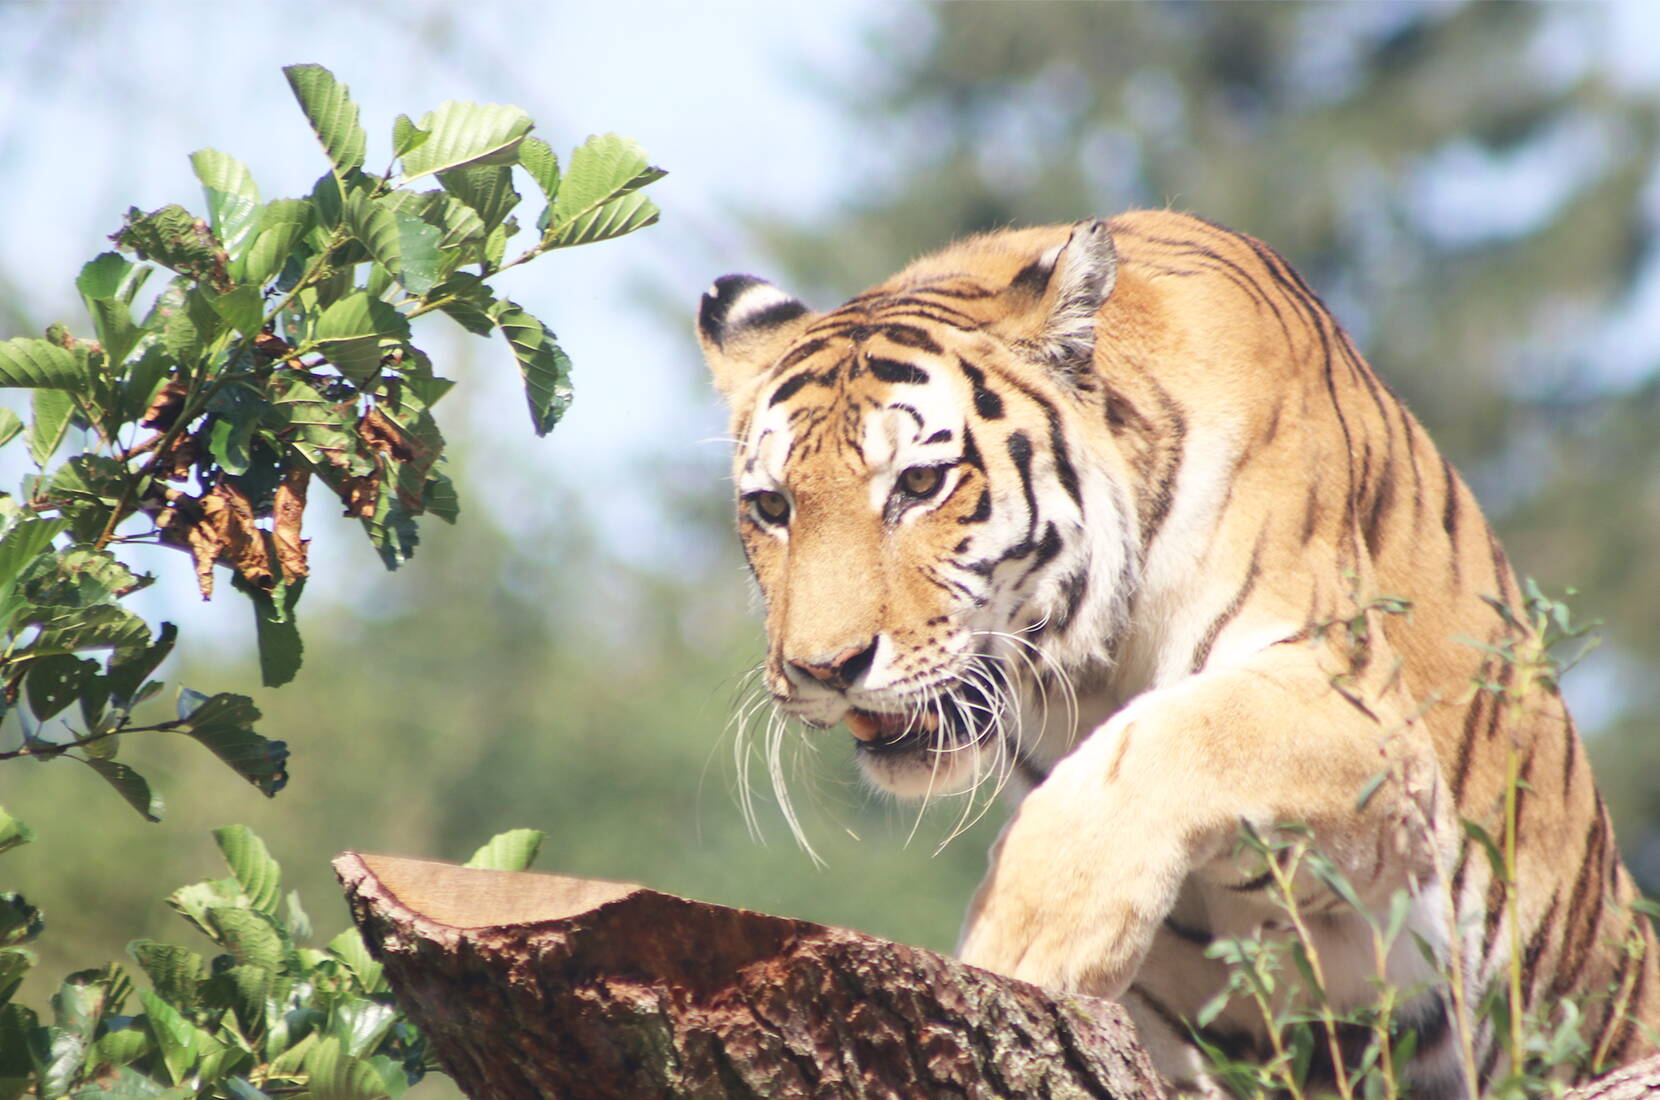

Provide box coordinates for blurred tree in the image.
[752,0,1660,888]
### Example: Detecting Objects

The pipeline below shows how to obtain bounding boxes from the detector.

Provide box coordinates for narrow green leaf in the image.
[165,877,241,941]
[305,1035,389,1100]
[0,948,34,1009]
[269,374,371,477]
[313,292,411,384]
[0,1003,44,1098]
[284,890,312,944]
[138,990,199,1086]
[0,338,81,390]
[399,100,532,182]
[213,825,283,915]
[176,690,289,795]
[191,148,262,260]
[106,621,176,710]
[283,64,366,176]
[518,136,560,201]
[464,828,544,872]
[0,809,32,857]
[82,758,163,821]
[201,962,274,1038]
[493,301,572,435]
[243,198,315,287]
[0,408,21,448]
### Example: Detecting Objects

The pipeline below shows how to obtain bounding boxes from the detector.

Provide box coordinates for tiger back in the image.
[697,210,1659,1096]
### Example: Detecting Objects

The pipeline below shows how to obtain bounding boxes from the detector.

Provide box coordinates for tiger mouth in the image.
[842,677,1000,756]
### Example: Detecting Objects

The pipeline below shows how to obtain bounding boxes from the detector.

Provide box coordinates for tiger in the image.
[696,210,1660,1097]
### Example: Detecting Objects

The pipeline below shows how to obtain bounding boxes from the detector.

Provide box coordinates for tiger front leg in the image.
[956,642,1450,999]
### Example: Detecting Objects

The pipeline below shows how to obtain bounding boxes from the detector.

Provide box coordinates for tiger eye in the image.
[752,491,790,524]
[900,466,944,498]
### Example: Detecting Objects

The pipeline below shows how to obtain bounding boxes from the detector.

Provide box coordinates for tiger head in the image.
[699,221,1140,798]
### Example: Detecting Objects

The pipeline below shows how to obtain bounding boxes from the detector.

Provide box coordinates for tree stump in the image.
[334,853,1167,1099]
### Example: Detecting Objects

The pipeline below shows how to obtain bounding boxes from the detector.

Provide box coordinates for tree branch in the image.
[335,853,1168,1099]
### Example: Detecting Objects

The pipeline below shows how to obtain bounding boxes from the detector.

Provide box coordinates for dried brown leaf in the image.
[140,379,189,430]
[273,466,310,580]
[202,482,275,592]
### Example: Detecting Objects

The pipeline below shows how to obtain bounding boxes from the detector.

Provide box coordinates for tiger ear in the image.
[998,218,1118,378]
[697,275,814,403]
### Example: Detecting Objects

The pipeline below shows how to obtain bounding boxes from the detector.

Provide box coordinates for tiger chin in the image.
[697,211,1659,1097]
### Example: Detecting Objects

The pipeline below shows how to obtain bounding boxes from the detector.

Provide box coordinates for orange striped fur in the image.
[698,211,1658,1096]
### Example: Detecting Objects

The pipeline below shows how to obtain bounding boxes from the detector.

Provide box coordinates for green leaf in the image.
[313,292,411,384]
[545,133,664,248]
[243,199,315,287]
[83,758,163,822]
[0,407,22,448]
[493,301,572,435]
[464,828,544,872]
[0,1003,44,1098]
[209,285,265,338]
[0,516,69,587]
[113,205,231,290]
[437,164,519,234]
[305,1036,389,1100]
[325,930,385,995]
[428,273,495,335]
[0,338,81,390]
[87,1021,152,1070]
[206,908,290,975]
[126,941,207,1012]
[213,825,282,915]
[518,136,560,201]
[176,690,289,796]
[201,962,273,1038]
[0,949,32,1009]
[191,148,262,261]
[328,999,397,1058]
[165,878,241,941]
[283,64,366,176]
[77,254,145,365]
[399,100,532,182]
[283,890,312,944]
[0,809,32,857]
[106,621,176,710]
[234,574,305,688]
[138,990,199,1086]
[344,193,442,297]
[269,374,370,478]
[0,894,43,948]
[23,655,99,723]
[391,114,428,158]
[27,388,76,467]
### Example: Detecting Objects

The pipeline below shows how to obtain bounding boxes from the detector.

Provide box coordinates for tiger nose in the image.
[787,639,878,691]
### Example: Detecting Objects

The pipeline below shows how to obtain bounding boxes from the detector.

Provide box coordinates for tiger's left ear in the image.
[998,218,1118,379]
[697,275,815,405]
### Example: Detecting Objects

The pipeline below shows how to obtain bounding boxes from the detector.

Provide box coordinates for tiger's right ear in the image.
[697,275,814,403]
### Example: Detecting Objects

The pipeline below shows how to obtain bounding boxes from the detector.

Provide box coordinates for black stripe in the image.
[922,428,952,444]
[768,371,812,406]
[776,337,830,372]
[1190,530,1266,673]
[1163,917,1213,946]
[877,324,943,353]
[957,490,991,525]
[867,357,929,385]
[1046,406,1083,508]
[956,358,1005,419]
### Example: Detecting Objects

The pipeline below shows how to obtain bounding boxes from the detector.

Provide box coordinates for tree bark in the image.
[1563,1055,1660,1100]
[334,853,1167,1099]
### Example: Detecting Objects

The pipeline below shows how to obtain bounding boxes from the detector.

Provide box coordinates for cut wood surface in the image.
[334,852,1166,1099]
